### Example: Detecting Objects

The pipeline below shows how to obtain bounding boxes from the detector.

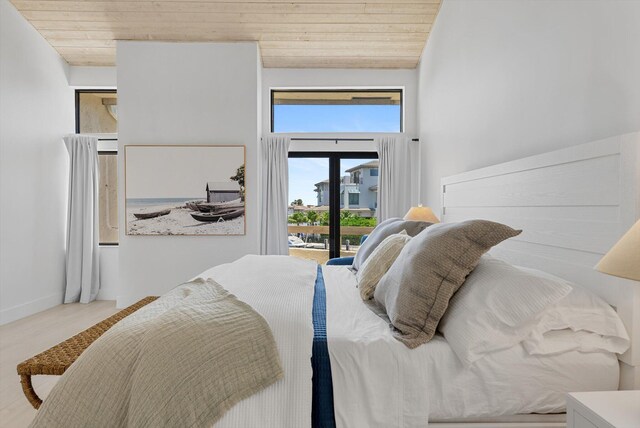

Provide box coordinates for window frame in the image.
[270,88,404,133]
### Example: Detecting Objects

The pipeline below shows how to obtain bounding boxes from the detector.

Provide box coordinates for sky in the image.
[280,105,396,205]
[126,146,243,199]
[273,105,401,133]
[289,158,371,206]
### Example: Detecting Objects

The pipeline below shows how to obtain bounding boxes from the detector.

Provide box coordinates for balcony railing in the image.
[287,224,375,264]
[288,225,374,235]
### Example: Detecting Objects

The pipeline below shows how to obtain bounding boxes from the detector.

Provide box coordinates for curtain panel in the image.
[259,136,291,255]
[63,135,100,303]
[376,136,420,222]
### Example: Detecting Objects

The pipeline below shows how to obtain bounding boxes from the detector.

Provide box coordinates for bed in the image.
[31,132,639,428]
[431,131,640,427]
[318,131,639,428]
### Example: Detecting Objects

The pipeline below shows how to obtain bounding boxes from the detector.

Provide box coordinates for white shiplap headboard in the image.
[441,132,640,390]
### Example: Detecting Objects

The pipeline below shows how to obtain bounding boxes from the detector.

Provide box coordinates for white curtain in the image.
[63,135,100,303]
[376,136,420,222]
[260,136,291,255]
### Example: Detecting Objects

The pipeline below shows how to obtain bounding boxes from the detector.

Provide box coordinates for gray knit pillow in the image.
[373,220,522,349]
[351,218,431,271]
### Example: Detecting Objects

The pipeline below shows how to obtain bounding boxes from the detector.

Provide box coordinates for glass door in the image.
[339,157,378,259]
[288,152,377,263]
[287,156,331,264]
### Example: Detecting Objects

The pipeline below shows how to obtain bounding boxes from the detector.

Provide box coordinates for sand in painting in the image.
[127,202,244,235]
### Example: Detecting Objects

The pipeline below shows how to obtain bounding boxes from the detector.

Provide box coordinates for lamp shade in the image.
[403,205,440,223]
[596,219,640,281]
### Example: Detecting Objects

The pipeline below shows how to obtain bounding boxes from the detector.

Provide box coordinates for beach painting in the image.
[125,145,246,236]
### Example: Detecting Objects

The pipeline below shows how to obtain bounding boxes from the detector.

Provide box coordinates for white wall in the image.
[0,0,74,324]
[262,68,418,152]
[418,0,640,213]
[68,66,117,89]
[97,247,119,300]
[116,41,261,306]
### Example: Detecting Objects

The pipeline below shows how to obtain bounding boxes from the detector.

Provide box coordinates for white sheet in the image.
[323,265,620,427]
[197,255,318,428]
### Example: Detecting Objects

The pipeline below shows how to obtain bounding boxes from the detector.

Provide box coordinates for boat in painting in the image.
[194,198,243,212]
[185,200,205,211]
[133,208,171,220]
[191,208,245,222]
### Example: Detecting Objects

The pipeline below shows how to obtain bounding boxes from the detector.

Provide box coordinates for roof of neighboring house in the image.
[369,184,378,191]
[314,179,330,186]
[345,160,379,173]
[206,181,240,191]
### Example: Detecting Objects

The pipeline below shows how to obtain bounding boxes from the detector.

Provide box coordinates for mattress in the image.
[322,265,620,427]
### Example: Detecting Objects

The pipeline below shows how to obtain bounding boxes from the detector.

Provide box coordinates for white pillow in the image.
[438,256,573,366]
[516,267,630,356]
[356,230,411,300]
[523,329,629,356]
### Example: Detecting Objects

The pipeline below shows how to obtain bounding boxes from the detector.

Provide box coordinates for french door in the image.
[288,151,378,262]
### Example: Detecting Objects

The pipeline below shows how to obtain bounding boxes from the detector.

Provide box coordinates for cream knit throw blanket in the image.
[31,278,283,428]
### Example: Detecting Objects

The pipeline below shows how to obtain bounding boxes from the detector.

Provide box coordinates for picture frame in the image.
[124,145,246,236]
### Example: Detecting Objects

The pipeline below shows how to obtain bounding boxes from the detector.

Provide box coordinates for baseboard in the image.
[0,292,63,325]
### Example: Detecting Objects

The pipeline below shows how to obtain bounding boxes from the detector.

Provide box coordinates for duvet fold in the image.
[31,277,283,428]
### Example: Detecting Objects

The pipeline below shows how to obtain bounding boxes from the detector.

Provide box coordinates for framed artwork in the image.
[124,145,246,236]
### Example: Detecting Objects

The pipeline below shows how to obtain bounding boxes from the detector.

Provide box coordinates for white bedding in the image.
[323,265,620,427]
[196,255,318,428]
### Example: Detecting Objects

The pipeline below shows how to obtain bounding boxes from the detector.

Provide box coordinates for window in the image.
[76,90,117,134]
[76,90,118,245]
[370,168,378,177]
[272,89,402,133]
[348,193,360,206]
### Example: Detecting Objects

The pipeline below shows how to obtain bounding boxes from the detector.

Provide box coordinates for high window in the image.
[271,89,402,133]
[76,90,118,245]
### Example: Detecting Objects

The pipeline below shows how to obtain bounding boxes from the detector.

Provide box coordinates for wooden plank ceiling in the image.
[10,0,440,68]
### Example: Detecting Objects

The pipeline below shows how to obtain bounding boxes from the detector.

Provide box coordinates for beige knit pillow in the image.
[356,230,411,300]
[374,220,522,349]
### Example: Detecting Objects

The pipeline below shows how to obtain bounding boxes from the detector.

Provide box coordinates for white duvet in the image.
[197,255,318,428]
[323,265,620,428]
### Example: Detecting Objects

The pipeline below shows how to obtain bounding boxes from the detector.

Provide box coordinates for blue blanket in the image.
[312,265,337,428]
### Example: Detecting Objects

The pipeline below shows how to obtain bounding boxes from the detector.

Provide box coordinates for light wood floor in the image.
[0,301,119,427]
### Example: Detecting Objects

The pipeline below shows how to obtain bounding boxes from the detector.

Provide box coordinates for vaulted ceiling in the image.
[10,0,440,68]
